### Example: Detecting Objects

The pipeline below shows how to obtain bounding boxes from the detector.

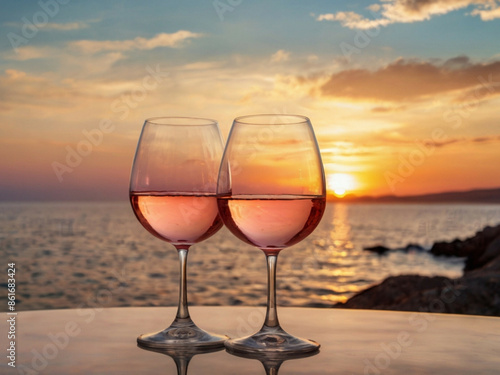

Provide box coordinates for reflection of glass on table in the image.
[137,343,223,375]
[226,348,319,375]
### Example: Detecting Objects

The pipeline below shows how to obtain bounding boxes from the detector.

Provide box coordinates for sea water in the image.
[1,201,500,310]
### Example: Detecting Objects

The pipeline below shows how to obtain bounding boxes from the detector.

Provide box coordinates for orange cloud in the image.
[382,0,484,22]
[316,56,500,102]
[316,0,500,29]
[377,133,500,148]
[0,69,90,112]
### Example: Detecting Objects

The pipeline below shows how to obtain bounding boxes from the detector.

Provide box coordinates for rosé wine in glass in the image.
[129,117,228,349]
[217,195,325,254]
[130,193,222,245]
[217,114,326,355]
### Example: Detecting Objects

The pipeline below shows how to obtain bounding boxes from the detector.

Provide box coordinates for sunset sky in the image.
[1,0,500,201]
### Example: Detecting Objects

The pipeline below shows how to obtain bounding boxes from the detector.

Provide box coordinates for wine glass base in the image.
[137,318,228,349]
[224,325,320,355]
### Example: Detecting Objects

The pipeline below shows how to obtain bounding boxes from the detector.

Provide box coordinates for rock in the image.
[465,229,500,271]
[335,275,451,311]
[363,243,425,254]
[467,241,500,275]
[430,239,465,257]
[338,223,500,316]
[363,245,391,254]
[335,273,500,316]
[428,224,500,271]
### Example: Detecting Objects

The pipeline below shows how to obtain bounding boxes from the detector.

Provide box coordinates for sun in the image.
[327,173,356,198]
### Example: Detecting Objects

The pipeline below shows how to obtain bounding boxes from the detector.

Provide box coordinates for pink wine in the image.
[130,192,223,246]
[217,195,326,254]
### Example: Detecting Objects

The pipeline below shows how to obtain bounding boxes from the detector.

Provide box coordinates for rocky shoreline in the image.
[335,224,500,316]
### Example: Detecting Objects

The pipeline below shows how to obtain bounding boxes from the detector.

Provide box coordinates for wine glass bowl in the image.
[129,116,228,349]
[217,114,326,354]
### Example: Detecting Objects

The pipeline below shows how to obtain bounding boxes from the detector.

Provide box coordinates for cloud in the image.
[70,30,204,54]
[5,45,55,61]
[381,0,482,22]
[43,21,91,31]
[471,4,500,19]
[384,133,500,148]
[4,20,95,31]
[316,11,390,29]
[5,69,27,79]
[5,30,201,62]
[0,69,88,110]
[316,0,500,29]
[371,105,407,113]
[4,45,125,76]
[270,49,290,63]
[316,56,500,102]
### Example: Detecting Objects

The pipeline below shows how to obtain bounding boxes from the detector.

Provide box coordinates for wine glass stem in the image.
[264,254,280,328]
[175,246,190,320]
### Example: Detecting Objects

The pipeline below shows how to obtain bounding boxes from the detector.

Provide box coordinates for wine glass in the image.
[130,116,228,349]
[217,114,326,354]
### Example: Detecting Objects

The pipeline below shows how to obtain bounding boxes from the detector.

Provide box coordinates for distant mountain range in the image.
[328,187,500,203]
